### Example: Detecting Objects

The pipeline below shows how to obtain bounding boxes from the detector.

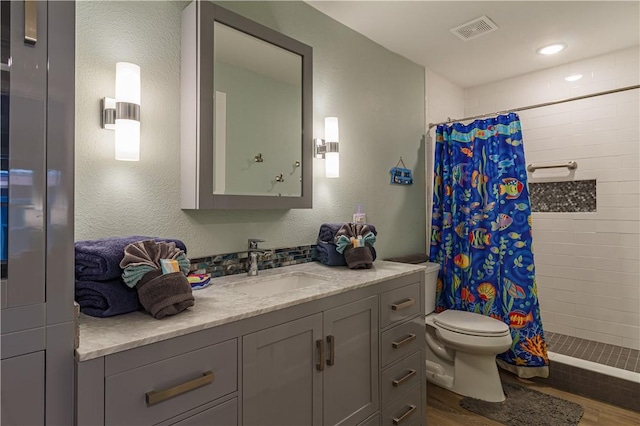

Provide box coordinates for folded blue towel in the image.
[75,278,142,318]
[316,240,347,266]
[75,236,187,281]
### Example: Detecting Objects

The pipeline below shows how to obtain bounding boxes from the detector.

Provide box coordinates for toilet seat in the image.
[433,310,510,337]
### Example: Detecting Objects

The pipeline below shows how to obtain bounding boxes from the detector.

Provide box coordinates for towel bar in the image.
[527,161,577,173]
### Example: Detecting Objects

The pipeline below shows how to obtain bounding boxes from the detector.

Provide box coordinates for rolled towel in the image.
[120,240,190,288]
[137,270,194,320]
[335,223,376,269]
[384,253,429,264]
[75,236,187,281]
[75,278,142,318]
[344,246,374,269]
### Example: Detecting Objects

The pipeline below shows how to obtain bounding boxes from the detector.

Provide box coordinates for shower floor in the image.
[546,331,640,374]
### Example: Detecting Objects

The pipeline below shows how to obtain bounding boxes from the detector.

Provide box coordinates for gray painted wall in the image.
[75,0,426,258]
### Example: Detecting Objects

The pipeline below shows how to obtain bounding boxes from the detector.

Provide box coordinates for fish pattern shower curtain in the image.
[429,113,549,378]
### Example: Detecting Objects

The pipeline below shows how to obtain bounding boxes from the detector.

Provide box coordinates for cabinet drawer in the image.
[380,283,420,329]
[381,386,422,426]
[381,351,422,407]
[105,339,237,426]
[169,398,237,426]
[380,318,423,367]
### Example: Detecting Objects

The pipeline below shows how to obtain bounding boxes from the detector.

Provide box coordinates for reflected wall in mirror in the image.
[181,1,312,210]
[214,22,302,197]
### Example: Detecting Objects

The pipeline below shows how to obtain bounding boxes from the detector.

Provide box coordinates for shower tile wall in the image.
[464,47,640,350]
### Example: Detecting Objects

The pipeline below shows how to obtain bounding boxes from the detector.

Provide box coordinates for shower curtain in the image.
[429,113,549,378]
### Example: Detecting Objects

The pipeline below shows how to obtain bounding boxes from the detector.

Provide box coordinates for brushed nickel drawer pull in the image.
[145,371,214,406]
[392,369,417,387]
[391,298,415,311]
[316,339,325,371]
[392,333,416,349]
[24,0,37,44]
[326,335,335,366]
[393,404,417,425]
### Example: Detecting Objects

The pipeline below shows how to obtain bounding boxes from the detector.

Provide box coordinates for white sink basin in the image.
[233,273,329,297]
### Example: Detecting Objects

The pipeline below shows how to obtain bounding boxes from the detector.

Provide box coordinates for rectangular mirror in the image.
[181,2,313,209]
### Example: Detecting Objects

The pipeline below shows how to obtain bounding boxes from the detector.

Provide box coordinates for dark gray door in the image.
[1,0,48,308]
[1,352,45,425]
[242,314,323,426]
[323,296,379,426]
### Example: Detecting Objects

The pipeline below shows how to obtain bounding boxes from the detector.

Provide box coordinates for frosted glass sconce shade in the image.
[102,62,141,161]
[314,117,340,178]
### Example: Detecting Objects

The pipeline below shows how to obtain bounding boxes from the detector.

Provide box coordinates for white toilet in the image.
[421,262,512,402]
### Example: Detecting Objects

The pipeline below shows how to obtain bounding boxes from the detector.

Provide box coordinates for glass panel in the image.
[213,21,303,197]
[1,0,10,279]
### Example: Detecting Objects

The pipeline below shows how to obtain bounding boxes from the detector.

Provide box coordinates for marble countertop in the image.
[76,260,426,361]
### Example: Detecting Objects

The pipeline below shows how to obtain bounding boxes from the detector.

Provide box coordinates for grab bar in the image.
[527,161,577,173]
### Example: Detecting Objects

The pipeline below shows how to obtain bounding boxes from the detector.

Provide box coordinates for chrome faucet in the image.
[247,238,266,276]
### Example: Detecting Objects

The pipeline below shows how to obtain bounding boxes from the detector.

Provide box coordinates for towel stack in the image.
[74,236,188,319]
[316,223,377,268]
[119,240,194,320]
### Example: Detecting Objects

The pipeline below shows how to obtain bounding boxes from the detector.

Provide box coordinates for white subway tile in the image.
[615,47,640,66]
[544,323,576,337]
[572,232,639,247]
[620,181,640,194]
[541,299,575,315]
[622,338,640,350]
[574,305,619,323]
[574,329,623,346]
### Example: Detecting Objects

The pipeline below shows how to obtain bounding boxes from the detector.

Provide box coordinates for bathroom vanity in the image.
[75,261,426,426]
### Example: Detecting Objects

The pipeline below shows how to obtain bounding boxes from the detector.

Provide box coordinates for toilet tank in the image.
[420,262,441,314]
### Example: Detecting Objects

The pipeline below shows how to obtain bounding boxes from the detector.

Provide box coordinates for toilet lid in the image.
[434,310,510,337]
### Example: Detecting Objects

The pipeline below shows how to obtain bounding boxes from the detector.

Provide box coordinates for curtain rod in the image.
[428,84,640,129]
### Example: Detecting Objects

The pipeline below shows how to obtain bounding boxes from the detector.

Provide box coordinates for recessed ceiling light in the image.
[564,74,583,82]
[536,43,567,55]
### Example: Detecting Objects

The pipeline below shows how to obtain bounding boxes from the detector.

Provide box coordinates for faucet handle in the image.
[248,238,265,250]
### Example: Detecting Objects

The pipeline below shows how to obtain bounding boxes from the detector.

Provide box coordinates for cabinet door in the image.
[242,314,323,426]
[323,296,379,426]
[1,351,45,426]
[1,0,48,308]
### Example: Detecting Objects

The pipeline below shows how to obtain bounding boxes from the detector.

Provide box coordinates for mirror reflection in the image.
[213,22,302,197]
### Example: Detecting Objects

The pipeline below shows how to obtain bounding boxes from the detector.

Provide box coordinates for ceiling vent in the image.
[450,16,499,41]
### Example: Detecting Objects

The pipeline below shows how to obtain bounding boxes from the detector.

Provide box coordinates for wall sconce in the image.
[101,62,141,161]
[314,117,340,178]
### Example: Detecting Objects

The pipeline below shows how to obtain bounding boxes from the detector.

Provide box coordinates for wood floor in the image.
[426,373,640,425]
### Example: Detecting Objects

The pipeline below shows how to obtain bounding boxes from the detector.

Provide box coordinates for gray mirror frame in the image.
[181,1,313,210]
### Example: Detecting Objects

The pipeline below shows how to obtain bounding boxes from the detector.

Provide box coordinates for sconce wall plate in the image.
[101,97,141,130]
[314,139,339,159]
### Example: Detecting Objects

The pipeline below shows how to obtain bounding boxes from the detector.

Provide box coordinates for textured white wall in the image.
[75,1,426,258]
[424,69,465,248]
[465,47,640,350]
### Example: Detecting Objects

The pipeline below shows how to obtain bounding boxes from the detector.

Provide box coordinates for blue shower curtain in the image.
[429,113,549,378]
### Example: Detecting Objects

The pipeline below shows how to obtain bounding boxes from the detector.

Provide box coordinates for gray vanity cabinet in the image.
[242,297,379,426]
[1,351,45,425]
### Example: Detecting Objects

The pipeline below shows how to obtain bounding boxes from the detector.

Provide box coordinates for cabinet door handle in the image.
[392,404,417,425]
[316,339,325,371]
[24,0,37,44]
[145,371,214,406]
[392,369,417,387]
[326,335,335,366]
[392,333,416,349]
[391,298,415,311]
